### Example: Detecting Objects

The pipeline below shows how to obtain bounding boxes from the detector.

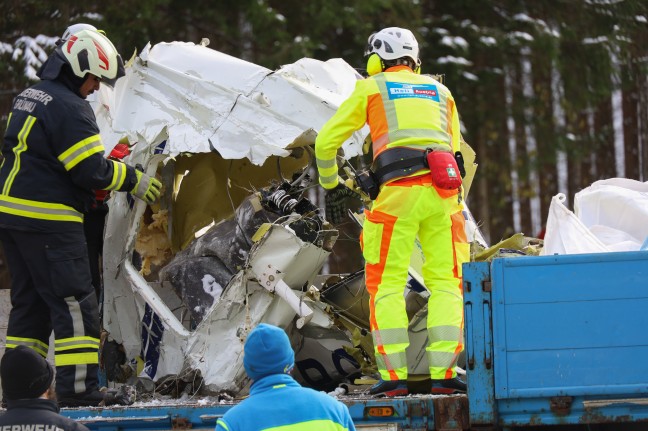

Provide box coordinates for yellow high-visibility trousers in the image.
[362,175,464,381]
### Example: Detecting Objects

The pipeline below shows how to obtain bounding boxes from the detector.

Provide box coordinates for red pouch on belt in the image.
[426,150,462,190]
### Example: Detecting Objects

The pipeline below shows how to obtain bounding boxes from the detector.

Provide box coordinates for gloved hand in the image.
[131,169,162,204]
[324,183,358,224]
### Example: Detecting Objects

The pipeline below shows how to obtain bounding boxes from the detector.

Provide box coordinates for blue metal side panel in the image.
[463,261,496,426]
[495,396,648,427]
[485,251,648,427]
[60,397,439,431]
[62,404,230,431]
[490,251,648,401]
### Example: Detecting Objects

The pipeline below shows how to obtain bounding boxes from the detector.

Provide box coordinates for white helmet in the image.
[61,23,98,42]
[61,29,124,81]
[365,27,419,63]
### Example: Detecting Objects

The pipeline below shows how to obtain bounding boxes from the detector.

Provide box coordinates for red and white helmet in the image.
[365,27,419,63]
[61,23,98,42]
[61,29,123,81]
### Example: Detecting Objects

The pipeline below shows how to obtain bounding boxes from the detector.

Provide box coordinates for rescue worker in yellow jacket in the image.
[0,30,160,406]
[316,27,467,396]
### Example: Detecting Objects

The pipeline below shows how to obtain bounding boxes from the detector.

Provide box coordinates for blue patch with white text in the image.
[385,82,440,102]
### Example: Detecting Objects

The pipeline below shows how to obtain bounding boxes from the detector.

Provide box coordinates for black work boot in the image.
[430,377,467,395]
[369,379,408,397]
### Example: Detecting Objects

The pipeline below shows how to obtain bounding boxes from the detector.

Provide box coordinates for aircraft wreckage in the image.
[94,40,490,398]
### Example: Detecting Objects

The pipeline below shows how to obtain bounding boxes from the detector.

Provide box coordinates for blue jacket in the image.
[215,374,355,431]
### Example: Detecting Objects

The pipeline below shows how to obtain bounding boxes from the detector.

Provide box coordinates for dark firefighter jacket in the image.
[0,78,138,232]
[0,398,89,431]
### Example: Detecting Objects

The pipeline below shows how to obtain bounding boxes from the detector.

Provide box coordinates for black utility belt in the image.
[356,147,466,200]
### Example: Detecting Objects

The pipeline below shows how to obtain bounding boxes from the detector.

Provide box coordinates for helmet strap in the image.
[414,58,422,74]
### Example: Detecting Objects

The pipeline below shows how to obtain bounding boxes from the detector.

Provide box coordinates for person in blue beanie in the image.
[215,323,356,431]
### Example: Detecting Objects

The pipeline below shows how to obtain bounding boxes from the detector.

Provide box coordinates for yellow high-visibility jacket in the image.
[316,65,461,190]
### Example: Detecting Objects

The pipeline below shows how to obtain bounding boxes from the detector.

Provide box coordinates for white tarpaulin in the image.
[542,178,648,255]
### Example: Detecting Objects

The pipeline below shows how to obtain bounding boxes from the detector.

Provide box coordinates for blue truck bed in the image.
[465,250,648,429]
[56,251,648,430]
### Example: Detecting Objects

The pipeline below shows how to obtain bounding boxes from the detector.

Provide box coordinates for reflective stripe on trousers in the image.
[425,205,469,379]
[362,177,463,380]
[5,336,49,357]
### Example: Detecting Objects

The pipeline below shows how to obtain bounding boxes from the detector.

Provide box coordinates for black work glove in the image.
[325,183,358,224]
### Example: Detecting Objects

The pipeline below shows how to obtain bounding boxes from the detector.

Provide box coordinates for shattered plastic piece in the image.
[97,42,368,162]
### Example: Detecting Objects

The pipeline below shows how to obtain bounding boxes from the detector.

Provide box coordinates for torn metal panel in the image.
[185,214,337,394]
[105,176,344,394]
[100,41,366,163]
[155,194,283,324]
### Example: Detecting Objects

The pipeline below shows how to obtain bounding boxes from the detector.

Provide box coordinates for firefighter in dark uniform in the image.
[0,30,161,407]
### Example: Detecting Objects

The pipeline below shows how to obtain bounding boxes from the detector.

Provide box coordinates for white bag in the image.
[541,193,608,255]
[574,178,648,249]
[542,179,648,255]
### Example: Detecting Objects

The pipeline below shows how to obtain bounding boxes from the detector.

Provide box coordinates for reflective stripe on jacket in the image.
[316,65,461,189]
[0,79,138,232]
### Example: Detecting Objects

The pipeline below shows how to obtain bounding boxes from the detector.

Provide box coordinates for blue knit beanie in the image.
[243,324,295,381]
